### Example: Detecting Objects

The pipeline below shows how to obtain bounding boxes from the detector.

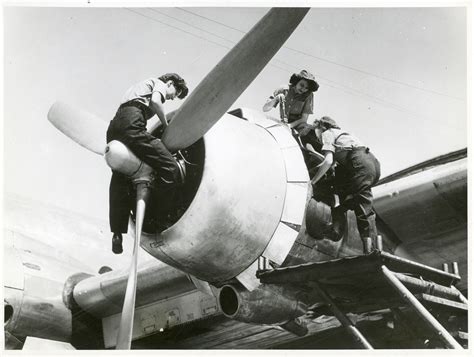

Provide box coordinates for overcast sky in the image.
[3,4,468,220]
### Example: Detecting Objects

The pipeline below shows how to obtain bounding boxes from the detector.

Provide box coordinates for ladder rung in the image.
[393,273,461,301]
[418,293,468,312]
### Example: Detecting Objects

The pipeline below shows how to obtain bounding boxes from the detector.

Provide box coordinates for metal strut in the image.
[450,284,468,305]
[381,265,463,349]
[310,281,373,349]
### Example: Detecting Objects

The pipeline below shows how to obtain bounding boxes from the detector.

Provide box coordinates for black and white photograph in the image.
[3,1,469,350]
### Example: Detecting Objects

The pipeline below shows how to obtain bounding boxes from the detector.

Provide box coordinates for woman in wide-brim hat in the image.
[289,70,319,92]
[263,69,321,164]
[263,69,319,130]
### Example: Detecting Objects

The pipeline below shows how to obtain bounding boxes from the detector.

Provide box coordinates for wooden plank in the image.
[177,320,250,347]
[260,252,460,287]
[259,254,381,284]
[215,327,284,349]
[184,322,272,349]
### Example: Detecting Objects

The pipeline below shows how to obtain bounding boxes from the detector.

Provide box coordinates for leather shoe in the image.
[112,233,123,254]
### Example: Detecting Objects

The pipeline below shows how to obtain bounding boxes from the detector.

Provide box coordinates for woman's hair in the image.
[159,73,189,99]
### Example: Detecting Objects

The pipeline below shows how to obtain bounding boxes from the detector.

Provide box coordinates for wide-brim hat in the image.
[317,116,340,129]
[290,70,319,92]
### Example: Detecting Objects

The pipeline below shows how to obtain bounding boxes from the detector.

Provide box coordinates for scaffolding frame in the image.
[257,250,467,349]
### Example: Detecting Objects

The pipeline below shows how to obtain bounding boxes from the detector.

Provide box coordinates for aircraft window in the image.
[22,262,41,271]
[98,266,112,274]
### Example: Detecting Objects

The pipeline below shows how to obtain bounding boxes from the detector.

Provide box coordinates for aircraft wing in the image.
[372,148,467,291]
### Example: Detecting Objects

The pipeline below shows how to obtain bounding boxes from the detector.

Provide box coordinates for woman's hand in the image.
[275,93,285,103]
[263,93,285,112]
[296,123,314,136]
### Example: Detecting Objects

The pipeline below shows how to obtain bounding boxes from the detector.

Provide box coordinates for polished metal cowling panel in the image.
[140,114,288,283]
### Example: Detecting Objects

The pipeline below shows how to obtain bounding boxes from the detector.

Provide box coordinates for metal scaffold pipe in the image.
[381,265,463,349]
[310,281,373,349]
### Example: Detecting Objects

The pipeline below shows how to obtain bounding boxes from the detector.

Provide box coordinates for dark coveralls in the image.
[106,101,180,234]
[324,131,381,239]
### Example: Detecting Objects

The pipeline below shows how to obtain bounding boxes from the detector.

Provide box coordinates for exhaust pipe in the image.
[219,284,307,326]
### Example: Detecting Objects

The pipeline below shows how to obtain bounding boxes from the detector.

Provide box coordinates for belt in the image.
[338,146,368,152]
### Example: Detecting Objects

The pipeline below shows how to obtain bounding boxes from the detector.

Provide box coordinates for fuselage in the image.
[4,113,467,349]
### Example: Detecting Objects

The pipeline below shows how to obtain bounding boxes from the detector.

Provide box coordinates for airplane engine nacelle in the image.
[140,110,309,287]
[218,284,307,325]
[3,231,88,347]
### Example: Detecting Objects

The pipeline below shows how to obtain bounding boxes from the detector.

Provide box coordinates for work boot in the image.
[112,233,123,254]
[331,206,347,238]
[362,237,373,255]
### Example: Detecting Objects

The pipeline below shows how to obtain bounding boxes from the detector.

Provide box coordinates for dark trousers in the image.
[333,148,381,239]
[106,103,180,233]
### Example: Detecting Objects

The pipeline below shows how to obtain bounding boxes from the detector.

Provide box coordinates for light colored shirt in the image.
[121,77,167,106]
[270,85,313,123]
[321,128,364,156]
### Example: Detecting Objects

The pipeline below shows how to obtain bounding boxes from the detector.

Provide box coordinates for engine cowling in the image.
[139,110,309,287]
[67,110,311,330]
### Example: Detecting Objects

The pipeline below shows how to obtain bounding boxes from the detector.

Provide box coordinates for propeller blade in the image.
[162,7,310,152]
[47,101,108,155]
[115,183,151,350]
